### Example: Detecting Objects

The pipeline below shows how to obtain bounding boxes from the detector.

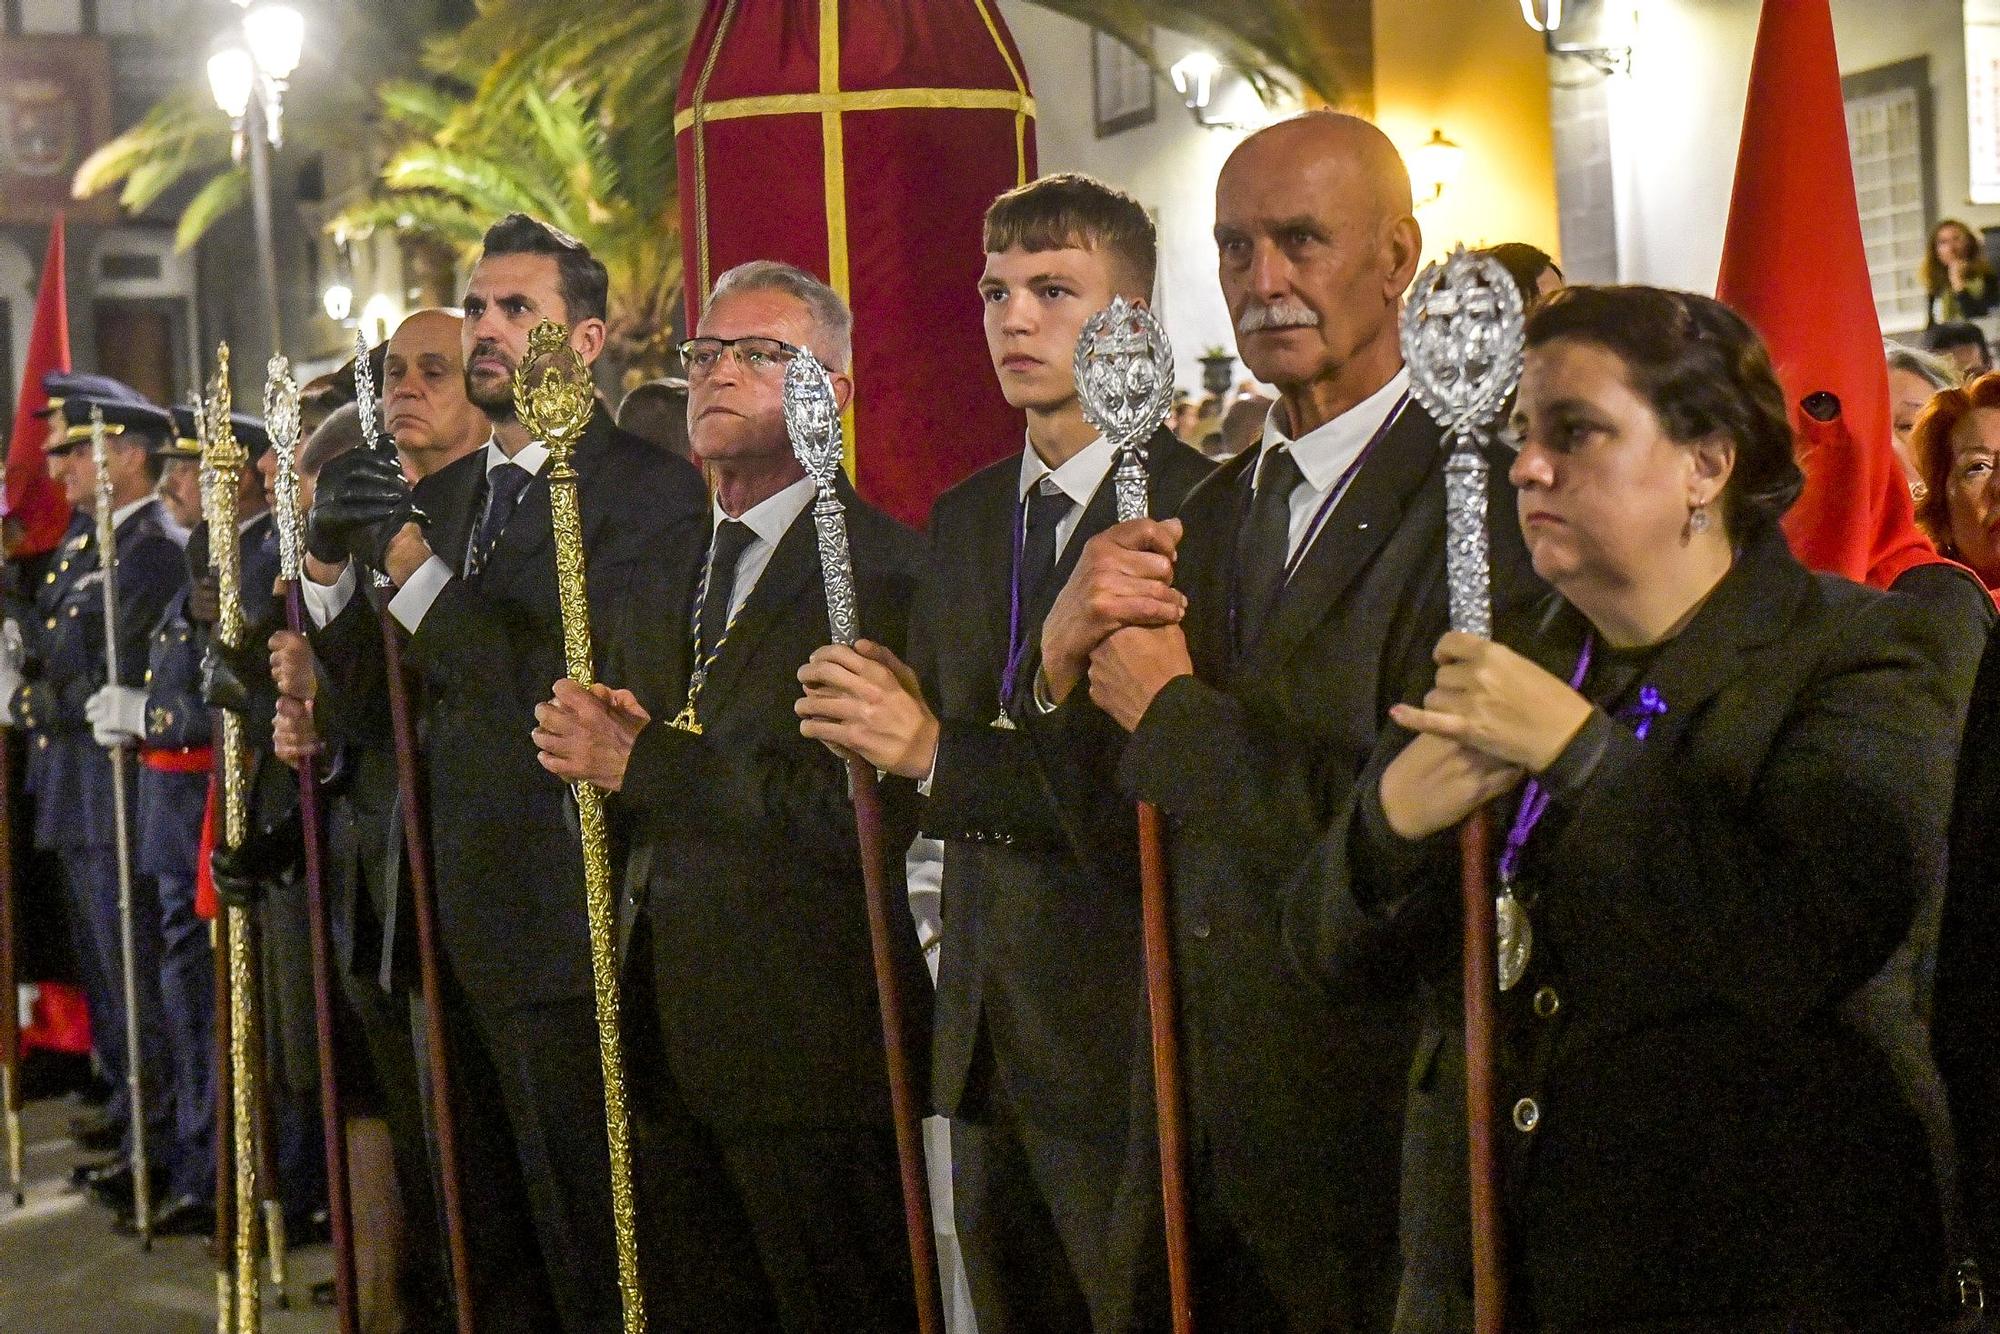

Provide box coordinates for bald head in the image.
[1225,112,1413,223]
[1214,111,1421,434]
[385,307,486,477]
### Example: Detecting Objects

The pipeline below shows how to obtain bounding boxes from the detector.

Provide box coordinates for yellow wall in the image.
[1367,0,1562,265]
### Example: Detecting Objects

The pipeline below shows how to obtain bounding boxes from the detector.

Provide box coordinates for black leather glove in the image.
[199,640,252,713]
[308,448,424,570]
[209,804,303,908]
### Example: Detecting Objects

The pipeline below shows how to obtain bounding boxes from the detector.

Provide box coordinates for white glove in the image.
[86,684,147,748]
[0,619,23,711]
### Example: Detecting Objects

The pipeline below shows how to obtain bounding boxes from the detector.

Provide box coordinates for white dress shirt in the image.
[708,473,817,625]
[388,438,550,633]
[1255,366,1411,568]
[1016,430,1117,559]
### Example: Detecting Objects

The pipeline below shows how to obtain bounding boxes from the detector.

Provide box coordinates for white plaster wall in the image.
[1606,0,1979,293]
[0,238,34,401]
[999,1,1266,393]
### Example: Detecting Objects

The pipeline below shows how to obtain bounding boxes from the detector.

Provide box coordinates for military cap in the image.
[46,394,174,456]
[36,371,150,420]
[165,405,270,462]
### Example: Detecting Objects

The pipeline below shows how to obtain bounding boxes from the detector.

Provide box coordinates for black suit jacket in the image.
[403,412,708,1005]
[604,477,930,1129]
[1298,520,1959,1329]
[1029,398,1539,1327]
[920,428,1212,1134]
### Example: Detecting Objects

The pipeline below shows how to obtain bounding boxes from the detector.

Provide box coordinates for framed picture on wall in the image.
[1093,30,1154,139]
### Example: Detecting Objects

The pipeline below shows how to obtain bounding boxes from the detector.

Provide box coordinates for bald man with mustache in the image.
[1027,112,1543,1327]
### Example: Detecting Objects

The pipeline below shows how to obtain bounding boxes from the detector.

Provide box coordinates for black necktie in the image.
[466,462,534,578]
[1021,479,1070,605]
[698,520,757,660]
[1237,445,1303,652]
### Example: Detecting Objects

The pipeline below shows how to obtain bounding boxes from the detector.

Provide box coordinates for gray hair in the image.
[703,261,854,372]
[1886,340,1962,392]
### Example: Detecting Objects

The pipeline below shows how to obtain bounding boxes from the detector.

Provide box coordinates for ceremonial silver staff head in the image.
[264,354,303,581]
[352,327,383,453]
[1074,297,1175,523]
[1399,245,1527,642]
[1400,246,1526,448]
[782,351,844,491]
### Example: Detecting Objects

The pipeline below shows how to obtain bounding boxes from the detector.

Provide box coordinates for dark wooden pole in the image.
[847,759,944,1334]
[285,584,358,1332]
[1460,808,1505,1334]
[1138,799,1194,1333]
[377,608,475,1334]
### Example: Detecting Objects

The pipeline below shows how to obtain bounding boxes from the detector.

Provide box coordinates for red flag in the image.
[676,0,1037,527]
[1716,0,1941,589]
[6,218,72,558]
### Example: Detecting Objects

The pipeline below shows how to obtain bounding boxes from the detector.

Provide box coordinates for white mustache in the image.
[1236,302,1321,334]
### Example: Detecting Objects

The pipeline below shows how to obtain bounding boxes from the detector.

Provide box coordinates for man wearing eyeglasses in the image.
[533,260,930,1331]
[304,213,708,1330]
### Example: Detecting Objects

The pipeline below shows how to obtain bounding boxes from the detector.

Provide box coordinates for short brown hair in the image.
[1526,286,1804,533]
[1911,371,2000,545]
[983,173,1156,294]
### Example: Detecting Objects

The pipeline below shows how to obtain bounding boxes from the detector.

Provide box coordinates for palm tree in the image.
[328,78,682,384]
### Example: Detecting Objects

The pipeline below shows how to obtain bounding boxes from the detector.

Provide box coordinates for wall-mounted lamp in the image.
[1171,51,1221,115]
[1524,0,1631,75]
[322,282,353,323]
[1410,129,1465,207]
[1169,49,1281,131]
[1520,0,1565,33]
[361,292,399,344]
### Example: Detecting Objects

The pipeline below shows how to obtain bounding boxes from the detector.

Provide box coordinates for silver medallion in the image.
[1495,888,1532,992]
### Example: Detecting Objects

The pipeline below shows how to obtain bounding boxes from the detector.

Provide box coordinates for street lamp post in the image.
[207,2,303,359]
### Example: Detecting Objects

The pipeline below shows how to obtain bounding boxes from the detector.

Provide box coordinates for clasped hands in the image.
[1041,518,1191,732]
[1377,631,1595,840]
[534,680,651,792]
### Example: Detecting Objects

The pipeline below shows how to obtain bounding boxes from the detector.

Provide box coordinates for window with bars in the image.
[1844,59,1936,335]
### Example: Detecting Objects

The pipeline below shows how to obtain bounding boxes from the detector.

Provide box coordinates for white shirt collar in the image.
[1259,366,1411,492]
[1017,432,1117,507]
[110,497,150,530]
[714,473,817,548]
[487,435,549,477]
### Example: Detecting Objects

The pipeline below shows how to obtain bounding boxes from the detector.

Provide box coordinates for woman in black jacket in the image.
[1291,286,1961,1331]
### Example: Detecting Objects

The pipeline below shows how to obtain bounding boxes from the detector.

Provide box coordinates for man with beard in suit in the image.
[305,213,708,1329]
[794,174,1210,1331]
[1028,112,1542,1327]
[533,260,928,1331]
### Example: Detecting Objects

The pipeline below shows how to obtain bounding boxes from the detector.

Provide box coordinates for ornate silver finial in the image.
[1075,297,1175,523]
[265,355,304,580]
[782,351,844,490]
[352,328,381,452]
[782,351,860,647]
[1401,246,1525,452]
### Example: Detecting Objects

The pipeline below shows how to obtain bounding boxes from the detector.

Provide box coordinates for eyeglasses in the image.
[676,336,802,379]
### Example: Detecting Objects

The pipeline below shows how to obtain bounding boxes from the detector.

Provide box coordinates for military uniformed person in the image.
[10,380,187,1214]
[84,411,215,1235]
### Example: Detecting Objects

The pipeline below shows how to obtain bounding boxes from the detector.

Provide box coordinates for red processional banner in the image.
[676,0,1038,527]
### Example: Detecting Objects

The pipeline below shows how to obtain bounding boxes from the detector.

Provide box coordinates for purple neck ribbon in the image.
[1497,634,1667,886]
